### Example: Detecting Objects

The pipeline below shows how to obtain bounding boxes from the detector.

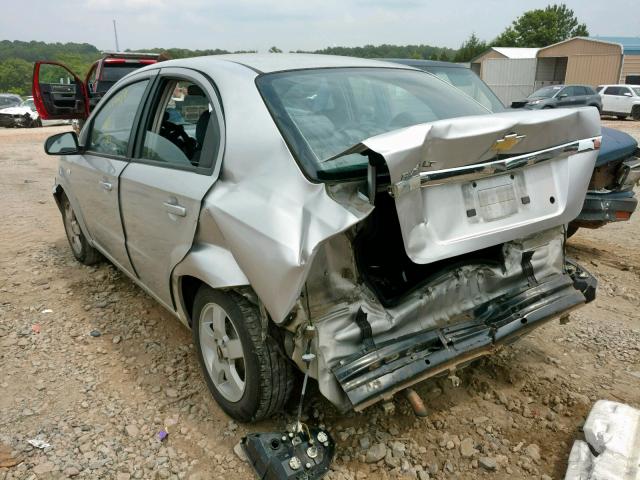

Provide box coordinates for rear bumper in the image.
[573,190,638,227]
[332,260,596,411]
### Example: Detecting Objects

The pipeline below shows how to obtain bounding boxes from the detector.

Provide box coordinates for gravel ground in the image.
[1,120,640,480]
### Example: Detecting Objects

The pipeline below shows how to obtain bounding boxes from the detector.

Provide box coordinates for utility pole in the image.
[113,19,120,51]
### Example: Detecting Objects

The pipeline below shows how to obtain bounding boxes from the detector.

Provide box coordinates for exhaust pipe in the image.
[403,388,428,417]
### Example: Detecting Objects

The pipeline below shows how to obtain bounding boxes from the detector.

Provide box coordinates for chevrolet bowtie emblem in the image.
[492,133,526,153]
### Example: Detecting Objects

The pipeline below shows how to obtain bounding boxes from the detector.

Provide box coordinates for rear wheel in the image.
[192,287,294,422]
[617,115,627,120]
[61,193,102,265]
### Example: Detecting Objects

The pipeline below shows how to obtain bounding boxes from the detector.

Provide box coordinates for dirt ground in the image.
[1,120,640,480]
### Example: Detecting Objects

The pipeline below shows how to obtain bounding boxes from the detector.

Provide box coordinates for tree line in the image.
[0,3,587,96]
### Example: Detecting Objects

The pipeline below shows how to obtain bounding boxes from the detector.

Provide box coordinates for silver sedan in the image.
[39,54,601,421]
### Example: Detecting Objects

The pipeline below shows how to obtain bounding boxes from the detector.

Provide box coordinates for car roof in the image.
[157,53,417,74]
[380,59,467,69]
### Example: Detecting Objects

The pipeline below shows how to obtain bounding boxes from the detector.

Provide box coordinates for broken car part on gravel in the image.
[565,400,640,480]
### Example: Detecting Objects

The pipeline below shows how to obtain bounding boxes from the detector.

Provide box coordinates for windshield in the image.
[0,96,20,108]
[529,86,562,99]
[21,99,35,111]
[257,67,489,181]
[417,66,505,112]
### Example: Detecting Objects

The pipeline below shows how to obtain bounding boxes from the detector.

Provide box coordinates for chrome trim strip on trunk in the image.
[390,136,601,197]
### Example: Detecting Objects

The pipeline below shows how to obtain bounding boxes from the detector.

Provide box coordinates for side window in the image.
[604,86,621,96]
[583,87,596,95]
[88,80,149,156]
[139,79,220,170]
[575,86,588,96]
[621,87,633,96]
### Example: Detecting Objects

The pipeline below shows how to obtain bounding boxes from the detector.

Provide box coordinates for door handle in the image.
[163,201,187,217]
[99,180,112,191]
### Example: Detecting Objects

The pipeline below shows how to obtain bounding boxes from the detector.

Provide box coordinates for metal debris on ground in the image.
[89,329,101,337]
[241,426,335,480]
[27,439,51,449]
[564,400,640,480]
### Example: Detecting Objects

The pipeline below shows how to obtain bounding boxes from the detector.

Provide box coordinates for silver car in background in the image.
[38,54,600,421]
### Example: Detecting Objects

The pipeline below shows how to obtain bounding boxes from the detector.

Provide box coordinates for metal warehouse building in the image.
[471,36,640,107]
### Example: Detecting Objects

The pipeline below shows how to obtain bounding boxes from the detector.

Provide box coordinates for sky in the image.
[3,0,639,52]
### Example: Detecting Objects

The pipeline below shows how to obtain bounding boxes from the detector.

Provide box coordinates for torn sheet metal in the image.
[565,400,640,480]
[298,227,578,410]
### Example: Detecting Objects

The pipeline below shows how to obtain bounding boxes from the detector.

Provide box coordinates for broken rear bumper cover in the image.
[332,260,596,411]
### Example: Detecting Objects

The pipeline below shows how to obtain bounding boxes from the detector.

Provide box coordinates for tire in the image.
[632,105,640,121]
[566,224,579,238]
[192,287,294,422]
[35,118,43,128]
[617,115,627,120]
[60,193,102,265]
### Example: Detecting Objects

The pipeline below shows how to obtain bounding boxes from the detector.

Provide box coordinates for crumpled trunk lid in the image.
[332,107,601,264]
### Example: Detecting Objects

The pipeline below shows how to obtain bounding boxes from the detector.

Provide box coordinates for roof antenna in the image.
[112,19,120,52]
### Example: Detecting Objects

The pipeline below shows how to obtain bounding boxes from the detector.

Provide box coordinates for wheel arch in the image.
[53,183,93,244]
[172,244,251,327]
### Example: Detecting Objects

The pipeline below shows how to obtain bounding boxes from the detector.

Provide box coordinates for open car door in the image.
[32,61,89,120]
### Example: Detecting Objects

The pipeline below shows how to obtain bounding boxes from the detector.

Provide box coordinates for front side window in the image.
[257,67,489,181]
[633,87,640,97]
[138,79,220,170]
[88,80,149,156]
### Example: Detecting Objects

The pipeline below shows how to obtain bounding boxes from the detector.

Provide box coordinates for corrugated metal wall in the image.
[482,58,537,106]
[564,55,621,85]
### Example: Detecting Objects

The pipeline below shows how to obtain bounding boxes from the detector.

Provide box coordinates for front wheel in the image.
[192,287,294,422]
[61,193,102,265]
[632,105,640,121]
[617,115,627,120]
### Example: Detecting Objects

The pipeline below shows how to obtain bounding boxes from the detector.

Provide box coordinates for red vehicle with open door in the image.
[32,51,159,124]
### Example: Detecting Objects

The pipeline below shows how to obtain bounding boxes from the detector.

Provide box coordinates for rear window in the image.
[257,67,489,181]
[100,64,143,82]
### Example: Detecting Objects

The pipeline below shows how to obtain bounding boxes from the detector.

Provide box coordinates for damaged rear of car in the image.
[42,55,601,422]
[251,66,600,412]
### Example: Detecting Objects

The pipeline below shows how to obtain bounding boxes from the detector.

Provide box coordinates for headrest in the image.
[187,84,205,97]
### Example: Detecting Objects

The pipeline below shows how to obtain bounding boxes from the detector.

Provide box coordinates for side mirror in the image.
[44,131,80,155]
[558,93,568,99]
[624,92,633,97]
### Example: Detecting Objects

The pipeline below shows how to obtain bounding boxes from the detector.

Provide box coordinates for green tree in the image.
[438,50,450,61]
[453,33,487,62]
[0,58,34,95]
[493,3,589,47]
